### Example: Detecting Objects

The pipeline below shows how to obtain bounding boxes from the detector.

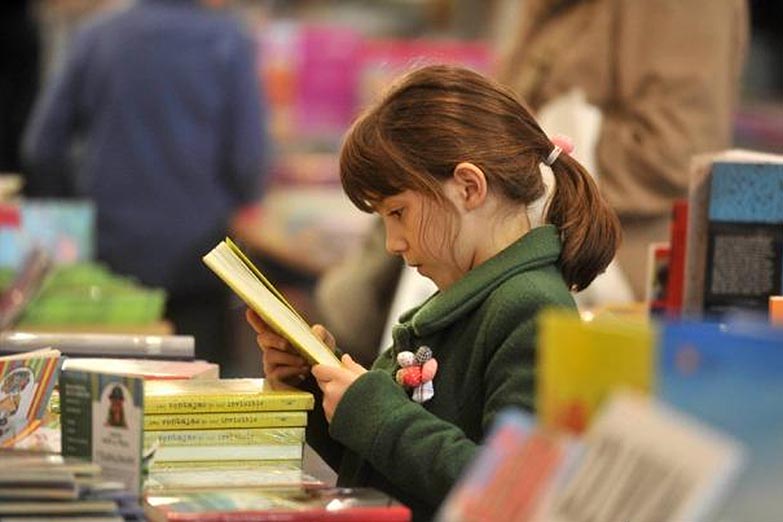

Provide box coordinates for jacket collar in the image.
[396,224,562,338]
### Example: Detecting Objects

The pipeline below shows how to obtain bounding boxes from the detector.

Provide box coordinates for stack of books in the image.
[0,450,144,521]
[143,378,315,489]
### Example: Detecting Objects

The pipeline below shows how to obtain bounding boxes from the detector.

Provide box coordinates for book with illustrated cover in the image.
[0,347,61,447]
[144,378,313,414]
[536,309,656,434]
[59,369,144,493]
[63,357,218,380]
[144,486,411,522]
[202,238,341,368]
[144,410,308,431]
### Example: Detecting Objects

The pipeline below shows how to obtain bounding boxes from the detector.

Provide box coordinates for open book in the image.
[203,238,341,368]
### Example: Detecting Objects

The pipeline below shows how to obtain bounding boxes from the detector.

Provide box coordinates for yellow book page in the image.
[203,240,341,368]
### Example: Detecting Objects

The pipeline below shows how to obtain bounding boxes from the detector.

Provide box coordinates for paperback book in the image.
[202,238,341,367]
[59,369,144,493]
[143,378,313,414]
[0,347,61,447]
[0,331,195,359]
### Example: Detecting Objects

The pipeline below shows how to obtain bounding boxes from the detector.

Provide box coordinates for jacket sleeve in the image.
[221,30,269,206]
[21,31,89,196]
[597,0,748,217]
[328,313,537,507]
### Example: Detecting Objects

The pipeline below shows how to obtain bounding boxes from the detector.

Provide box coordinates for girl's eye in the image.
[389,208,403,219]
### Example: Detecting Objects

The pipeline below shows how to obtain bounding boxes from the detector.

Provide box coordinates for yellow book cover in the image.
[143,378,314,414]
[536,309,656,434]
[143,410,308,431]
[202,238,341,368]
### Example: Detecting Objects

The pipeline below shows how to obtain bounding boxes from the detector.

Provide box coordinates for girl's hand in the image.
[246,308,337,391]
[311,354,367,422]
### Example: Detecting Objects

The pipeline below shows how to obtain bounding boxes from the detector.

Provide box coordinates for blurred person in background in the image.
[22,0,270,366]
[496,0,749,301]
[0,0,40,174]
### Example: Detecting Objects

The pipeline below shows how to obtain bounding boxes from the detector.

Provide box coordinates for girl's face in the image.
[376,188,471,291]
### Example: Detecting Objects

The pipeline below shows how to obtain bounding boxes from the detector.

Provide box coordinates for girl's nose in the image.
[384,229,407,256]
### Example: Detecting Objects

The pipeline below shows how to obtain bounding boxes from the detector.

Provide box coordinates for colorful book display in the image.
[0,347,61,447]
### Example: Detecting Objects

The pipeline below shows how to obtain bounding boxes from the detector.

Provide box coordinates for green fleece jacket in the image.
[305,225,577,521]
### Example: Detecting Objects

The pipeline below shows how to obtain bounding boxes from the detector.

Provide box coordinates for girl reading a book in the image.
[246,64,620,522]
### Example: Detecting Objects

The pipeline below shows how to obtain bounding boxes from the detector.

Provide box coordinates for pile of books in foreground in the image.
[0,451,144,522]
[143,378,315,489]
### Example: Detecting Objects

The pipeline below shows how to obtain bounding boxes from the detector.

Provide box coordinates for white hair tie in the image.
[544,145,562,166]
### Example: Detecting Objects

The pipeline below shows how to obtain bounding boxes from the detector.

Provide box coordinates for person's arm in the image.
[221,29,268,206]
[328,312,537,508]
[597,0,749,217]
[21,31,89,196]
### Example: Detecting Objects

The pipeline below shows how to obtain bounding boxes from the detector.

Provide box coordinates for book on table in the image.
[202,238,341,367]
[0,347,61,447]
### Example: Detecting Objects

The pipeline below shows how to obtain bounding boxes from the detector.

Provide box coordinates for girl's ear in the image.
[452,162,487,211]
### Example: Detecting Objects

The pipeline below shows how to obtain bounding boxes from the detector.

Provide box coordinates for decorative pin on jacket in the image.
[395,346,437,403]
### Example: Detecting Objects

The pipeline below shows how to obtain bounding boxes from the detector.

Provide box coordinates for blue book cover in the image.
[658,320,783,520]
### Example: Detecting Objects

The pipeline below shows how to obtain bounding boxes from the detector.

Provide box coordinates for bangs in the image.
[339,112,410,213]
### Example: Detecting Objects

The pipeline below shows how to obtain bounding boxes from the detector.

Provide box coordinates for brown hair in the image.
[340,64,620,292]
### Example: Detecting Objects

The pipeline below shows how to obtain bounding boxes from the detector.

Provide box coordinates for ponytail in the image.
[545,155,621,292]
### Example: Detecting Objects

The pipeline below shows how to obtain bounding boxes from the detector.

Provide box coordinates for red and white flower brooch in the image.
[395,346,437,403]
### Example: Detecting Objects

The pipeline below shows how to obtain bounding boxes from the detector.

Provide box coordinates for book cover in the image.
[59,369,144,493]
[0,347,61,447]
[144,378,313,414]
[545,392,744,522]
[63,358,218,380]
[202,238,341,367]
[144,410,308,431]
[658,320,783,520]
[683,150,783,317]
[144,486,411,522]
[144,427,305,448]
[536,309,656,434]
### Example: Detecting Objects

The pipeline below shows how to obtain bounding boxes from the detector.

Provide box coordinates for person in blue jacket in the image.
[246,64,620,521]
[23,0,269,364]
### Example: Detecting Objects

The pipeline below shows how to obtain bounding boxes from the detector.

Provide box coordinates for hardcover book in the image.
[59,369,144,493]
[202,238,341,368]
[0,347,61,447]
